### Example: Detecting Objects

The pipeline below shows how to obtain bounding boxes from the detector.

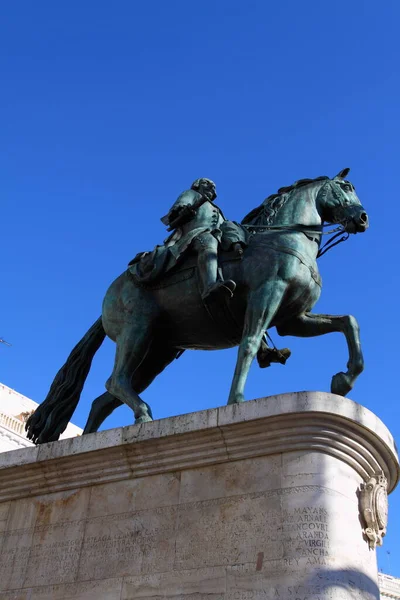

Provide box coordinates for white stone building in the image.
[379,573,400,598]
[0,382,82,452]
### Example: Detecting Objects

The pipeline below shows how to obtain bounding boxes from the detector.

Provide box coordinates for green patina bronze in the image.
[26,168,369,444]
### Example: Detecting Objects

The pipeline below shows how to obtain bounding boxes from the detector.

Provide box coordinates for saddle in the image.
[128,221,249,289]
[128,244,243,290]
[128,245,171,286]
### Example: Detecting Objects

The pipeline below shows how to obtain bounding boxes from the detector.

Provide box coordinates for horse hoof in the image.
[135,415,153,424]
[227,394,245,405]
[331,372,353,397]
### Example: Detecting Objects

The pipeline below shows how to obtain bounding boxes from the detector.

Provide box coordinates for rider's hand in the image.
[168,207,183,222]
[169,205,196,226]
[170,204,187,217]
[181,205,196,218]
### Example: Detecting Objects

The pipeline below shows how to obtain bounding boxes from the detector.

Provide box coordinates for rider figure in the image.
[161,178,237,301]
[133,177,290,368]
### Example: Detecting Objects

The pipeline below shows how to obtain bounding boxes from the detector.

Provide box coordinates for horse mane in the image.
[241,176,329,226]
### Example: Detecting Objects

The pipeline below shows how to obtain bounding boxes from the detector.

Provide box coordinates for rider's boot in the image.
[257,337,291,368]
[195,235,236,301]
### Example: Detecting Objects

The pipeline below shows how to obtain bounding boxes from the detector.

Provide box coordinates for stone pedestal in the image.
[0,392,398,600]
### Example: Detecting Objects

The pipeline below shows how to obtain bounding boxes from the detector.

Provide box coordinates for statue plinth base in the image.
[0,392,398,599]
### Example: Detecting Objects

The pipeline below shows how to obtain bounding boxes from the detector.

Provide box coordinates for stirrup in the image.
[202,280,236,301]
[257,347,291,369]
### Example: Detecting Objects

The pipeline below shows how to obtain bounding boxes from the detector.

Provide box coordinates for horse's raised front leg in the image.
[277,311,364,396]
[228,281,287,405]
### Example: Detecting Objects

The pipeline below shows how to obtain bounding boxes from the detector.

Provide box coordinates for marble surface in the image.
[0,392,398,599]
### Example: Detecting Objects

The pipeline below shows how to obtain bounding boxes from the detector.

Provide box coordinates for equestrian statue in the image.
[26,168,369,444]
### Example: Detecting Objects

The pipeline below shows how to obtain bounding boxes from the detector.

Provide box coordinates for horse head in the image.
[318,168,369,234]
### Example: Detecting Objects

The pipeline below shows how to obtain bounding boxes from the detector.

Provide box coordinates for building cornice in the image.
[379,573,400,598]
[0,411,32,441]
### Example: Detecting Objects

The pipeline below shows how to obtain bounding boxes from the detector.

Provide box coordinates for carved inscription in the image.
[78,506,177,580]
[228,588,328,600]
[0,530,33,590]
[226,504,339,599]
[24,522,85,587]
[227,585,355,600]
[0,482,367,599]
[282,506,332,567]
[7,578,124,600]
[227,580,375,600]
[175,494,282,569]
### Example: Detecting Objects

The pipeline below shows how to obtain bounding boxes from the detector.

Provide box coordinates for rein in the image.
[316,229,349,258]
[244,223,342,236]
[244,222,349,258]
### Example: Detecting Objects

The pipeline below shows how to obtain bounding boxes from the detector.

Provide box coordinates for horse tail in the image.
[26,317,106,444]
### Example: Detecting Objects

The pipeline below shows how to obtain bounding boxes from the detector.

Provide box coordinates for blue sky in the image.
[1,0,399,575]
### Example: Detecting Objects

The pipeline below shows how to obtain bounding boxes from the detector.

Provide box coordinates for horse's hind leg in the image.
[83,344,178,434]
[106,320,154,424]
[83,392,122,435]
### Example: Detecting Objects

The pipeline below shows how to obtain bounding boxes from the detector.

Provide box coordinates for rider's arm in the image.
[169,190,198,214]
[166,189,199,226]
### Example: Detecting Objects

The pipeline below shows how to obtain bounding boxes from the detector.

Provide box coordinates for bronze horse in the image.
[26,169,369,444]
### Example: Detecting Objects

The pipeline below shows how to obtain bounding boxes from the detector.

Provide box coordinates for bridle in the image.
[244,179,353,259]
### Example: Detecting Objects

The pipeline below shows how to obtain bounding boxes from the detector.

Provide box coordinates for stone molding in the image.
[0,391,398,503]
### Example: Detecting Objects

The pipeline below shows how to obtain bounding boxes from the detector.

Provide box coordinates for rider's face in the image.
[202,183,216,200]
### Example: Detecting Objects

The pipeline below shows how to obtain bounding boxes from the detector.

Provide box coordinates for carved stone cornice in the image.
[0,391,398,503]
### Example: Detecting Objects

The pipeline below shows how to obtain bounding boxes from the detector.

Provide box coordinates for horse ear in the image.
[335,167,350,179]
